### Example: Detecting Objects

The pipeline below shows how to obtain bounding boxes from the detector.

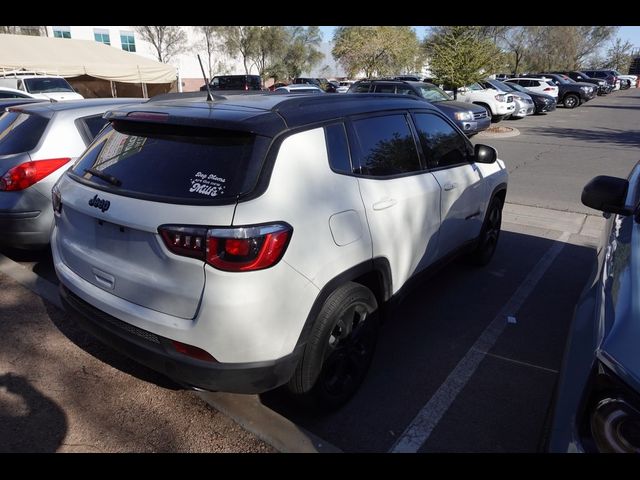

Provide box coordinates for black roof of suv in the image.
[108,92,435,138]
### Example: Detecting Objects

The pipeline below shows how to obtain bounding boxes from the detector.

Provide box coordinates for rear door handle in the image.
[372,198,397,210]
[443,182,458,191]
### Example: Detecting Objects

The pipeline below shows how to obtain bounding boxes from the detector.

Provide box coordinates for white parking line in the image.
[389,231,571,453]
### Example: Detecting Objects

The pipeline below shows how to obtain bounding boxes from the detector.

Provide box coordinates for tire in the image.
[467,196,503,266]
[563,93,579,109]
[478,103,492,122]
[288,282,379,410]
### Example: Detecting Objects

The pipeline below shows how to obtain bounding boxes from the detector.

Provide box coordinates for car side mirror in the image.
[581,175,632,215]
[474,144,497,164]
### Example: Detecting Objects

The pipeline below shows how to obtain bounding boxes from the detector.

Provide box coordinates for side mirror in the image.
[581,176,631,215]
[474,144,497,164]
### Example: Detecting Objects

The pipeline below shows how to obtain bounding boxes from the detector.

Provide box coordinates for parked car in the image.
[527,74,596,108]
[274,84,325,94]
[336,80,356,93]
[0,86,40,99]
[268,82,289,92]
[581,70,621,91]
[504,77,559,99]
[479,79,534,119]
[199,75,263,92]
[347,79,490,136]
[52,93,508,409]
[498,81,557,114]
[450,82,517,122]
[0,72,84,101]
[0,98,144,249]
[551,71,611,95]
[548,165,640,453]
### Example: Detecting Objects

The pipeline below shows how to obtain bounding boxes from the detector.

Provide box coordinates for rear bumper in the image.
[0,189,54,248]
[60,284,303,394]
[0,210,52,248]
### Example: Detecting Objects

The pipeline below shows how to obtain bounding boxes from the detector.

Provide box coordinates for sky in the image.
[318,26,640,49]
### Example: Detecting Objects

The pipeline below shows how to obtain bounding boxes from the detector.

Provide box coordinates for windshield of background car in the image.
[505,82,527,94]
[70,123,271,203]
[468,83,483,91]
[24,78,74,93]
[494,80,515,91]
[417,85,451,102]
[0,111,49,155]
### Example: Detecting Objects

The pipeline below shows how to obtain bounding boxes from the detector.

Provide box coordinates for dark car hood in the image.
[432,99,484,113]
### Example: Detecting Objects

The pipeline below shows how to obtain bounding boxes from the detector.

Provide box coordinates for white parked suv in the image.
[0,72,84,101]
[453,82,516,122]
[52,93,508,409]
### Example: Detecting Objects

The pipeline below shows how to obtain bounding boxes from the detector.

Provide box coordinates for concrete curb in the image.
[198,391,342,453]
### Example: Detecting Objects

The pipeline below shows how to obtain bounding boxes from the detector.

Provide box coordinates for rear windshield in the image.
[70,123,271,203]
[0,111,49,155]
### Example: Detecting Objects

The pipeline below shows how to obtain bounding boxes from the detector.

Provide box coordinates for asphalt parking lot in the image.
[1,88,639,452]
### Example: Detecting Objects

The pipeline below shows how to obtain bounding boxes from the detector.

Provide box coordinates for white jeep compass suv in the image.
[52,93,508,409]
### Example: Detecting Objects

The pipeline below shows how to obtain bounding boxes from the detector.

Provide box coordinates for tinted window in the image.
[0,111,49,155]
[352,82,371,93]
[0,92,28,99]
[413,113,468,169]
[71,124,270,203]
[352,114,421,176]
[325,124,352,174]
[210,75,261,90]
[81,115,109,140]
[373,84,396,93]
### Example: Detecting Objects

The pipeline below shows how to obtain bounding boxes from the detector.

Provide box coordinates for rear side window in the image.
[352,82,371,93]
[76,114,109,144]
[352,114,422,176]
[0,111,49,155]
[325,123,352,174]
[373,84,396,93]
[70,123,270,203]
[413,113,468,169]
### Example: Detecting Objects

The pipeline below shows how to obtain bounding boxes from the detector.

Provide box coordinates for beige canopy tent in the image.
[0,34,177,97]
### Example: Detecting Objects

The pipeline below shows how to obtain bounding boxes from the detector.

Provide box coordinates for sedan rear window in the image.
[0,111,49,155]
[70,123,270,203]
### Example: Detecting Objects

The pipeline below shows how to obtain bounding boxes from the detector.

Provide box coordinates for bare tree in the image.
[604,37,635,73]
[134,26,188,63]
[193,26,222,80]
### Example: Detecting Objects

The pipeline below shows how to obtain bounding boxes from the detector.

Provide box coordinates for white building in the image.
[45,26,248,91]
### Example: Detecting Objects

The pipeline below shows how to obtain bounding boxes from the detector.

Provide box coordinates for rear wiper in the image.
[84,168,122,187]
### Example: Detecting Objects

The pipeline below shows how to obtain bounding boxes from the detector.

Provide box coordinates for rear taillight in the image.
[543,87,554,91]
[158,223,292,272]
[0,158,71,192]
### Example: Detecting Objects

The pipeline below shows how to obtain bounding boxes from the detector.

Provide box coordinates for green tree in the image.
[135,26,187,63]
[282,26,324,79]
[332,26,423,78]
[248,26,288,82]
[216,26,261,75]
[424,26,505,98]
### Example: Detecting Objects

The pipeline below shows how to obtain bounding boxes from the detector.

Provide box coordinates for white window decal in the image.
[189,172,226,197]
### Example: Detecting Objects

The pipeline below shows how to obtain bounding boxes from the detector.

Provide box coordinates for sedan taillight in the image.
[0,158,71,191]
